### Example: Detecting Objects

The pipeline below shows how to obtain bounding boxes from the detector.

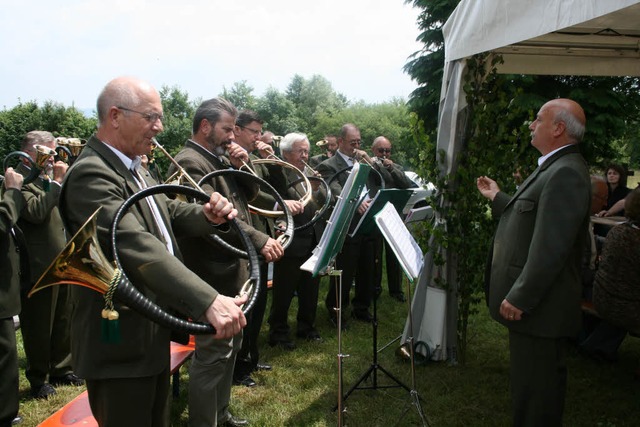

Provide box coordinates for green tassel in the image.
[101,316,121,344]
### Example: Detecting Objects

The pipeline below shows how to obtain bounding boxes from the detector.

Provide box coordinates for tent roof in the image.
[443,0,640,76]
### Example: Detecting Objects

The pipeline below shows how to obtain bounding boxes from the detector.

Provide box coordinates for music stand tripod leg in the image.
[341,272,411,405]
[396,274,429,427]
[328,267,348,427]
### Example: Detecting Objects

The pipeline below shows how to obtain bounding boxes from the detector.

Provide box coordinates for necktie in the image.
[131,167,174,255]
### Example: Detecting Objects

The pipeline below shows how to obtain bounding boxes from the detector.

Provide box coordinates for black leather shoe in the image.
[50,373,84,386]
[255,363,272,371]
[297,330,323,342]
[390,292,407,303]
[352,310,373,323]
[30,383,56,399]
[12,416,23,425]
[220,415,249,427]
[233,375,257,387]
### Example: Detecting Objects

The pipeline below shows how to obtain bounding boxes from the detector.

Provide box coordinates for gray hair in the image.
[280,132,308,153]
[193,98,237,134]
[21,130,54,151]
[554,108,585,143]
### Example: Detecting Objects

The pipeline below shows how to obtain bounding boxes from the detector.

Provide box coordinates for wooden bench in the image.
[39,339,195,427]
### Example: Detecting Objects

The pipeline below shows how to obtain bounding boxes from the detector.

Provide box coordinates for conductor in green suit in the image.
[477,99,590,427]
[59,76,245,427]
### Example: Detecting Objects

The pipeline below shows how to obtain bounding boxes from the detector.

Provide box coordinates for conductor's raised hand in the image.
[476,176,500,201]
[204,192,237,225]
[204,294,247,340]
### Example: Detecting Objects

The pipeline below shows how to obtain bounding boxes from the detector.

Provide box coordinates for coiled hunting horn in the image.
[29,184,261,335]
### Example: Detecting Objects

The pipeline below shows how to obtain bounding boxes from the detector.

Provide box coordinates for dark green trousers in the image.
[19,284,72,387]
[0,318,19,427]
[86,367,170,427]
[509,330,568,427]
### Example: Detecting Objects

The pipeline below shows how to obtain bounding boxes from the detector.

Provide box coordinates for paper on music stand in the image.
[300,162,371,277]
[374,202,424,280]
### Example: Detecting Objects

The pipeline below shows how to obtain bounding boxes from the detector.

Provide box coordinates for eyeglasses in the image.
[238,125,262,137]
[376,148,391,153]
[348,139,362,146]
[117,106,164,123]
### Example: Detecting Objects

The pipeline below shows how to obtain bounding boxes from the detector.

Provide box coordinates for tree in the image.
[154,85,199,176]
[285,74,348,133]
[220,81,257,111]
[254,87,300,136]
[0,101,96,161]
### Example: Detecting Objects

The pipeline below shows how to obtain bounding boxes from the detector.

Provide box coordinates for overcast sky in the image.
[0,0,422,112]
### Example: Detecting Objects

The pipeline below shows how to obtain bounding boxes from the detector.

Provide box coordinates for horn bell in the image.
[29,207,115,298]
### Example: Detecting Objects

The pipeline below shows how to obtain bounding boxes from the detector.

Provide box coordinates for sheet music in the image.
[300,162,370,276]
[375,202,424,279]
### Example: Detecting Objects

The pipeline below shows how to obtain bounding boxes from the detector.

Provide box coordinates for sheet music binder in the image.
[374,201,424,280]
[300,162,372,277]
[349,188,413,237]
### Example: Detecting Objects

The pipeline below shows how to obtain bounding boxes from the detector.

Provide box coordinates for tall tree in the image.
[254,87,300,136]
[154,85,199,175]
[220,81,257,111]
[285,74,348,133]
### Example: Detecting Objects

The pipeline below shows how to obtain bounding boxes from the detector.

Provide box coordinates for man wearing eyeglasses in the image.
[316,124,381,328]
[59,77,244,427]
[370,136,417,303]
[232,110,292,386]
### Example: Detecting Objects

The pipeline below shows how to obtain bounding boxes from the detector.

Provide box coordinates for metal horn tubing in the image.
[3,151,40,185]
[285,175,331,232]
[250,158,313,209]
[109,184,261,335]
[197,169,295,254]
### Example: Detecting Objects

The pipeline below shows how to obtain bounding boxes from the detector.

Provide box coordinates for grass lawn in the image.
[16,277,640,426]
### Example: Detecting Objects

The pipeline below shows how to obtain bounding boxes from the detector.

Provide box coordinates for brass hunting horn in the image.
[3,144,56,186]
[29,184,262,334]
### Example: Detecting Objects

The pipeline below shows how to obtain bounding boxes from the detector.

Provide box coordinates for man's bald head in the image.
[96,76,160,126]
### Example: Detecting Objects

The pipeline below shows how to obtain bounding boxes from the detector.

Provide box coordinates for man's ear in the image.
[553,120,566,137]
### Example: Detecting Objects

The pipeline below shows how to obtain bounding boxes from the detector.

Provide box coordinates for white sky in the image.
[0,0,422,111]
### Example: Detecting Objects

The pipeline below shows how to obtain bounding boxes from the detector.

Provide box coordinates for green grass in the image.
[17,277,640,426]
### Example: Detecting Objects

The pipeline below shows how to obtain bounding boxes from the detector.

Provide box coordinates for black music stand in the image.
[339,200,414,406]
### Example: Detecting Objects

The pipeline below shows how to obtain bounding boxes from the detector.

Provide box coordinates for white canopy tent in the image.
[404,0,640,361]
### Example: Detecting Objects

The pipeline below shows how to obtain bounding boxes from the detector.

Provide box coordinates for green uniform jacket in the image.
[489,144,590,338]
[59,135,219,380]
[18,173,66,282]
[0,189,26,318]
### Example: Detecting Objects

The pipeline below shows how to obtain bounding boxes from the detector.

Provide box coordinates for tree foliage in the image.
[0,100,96,161]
